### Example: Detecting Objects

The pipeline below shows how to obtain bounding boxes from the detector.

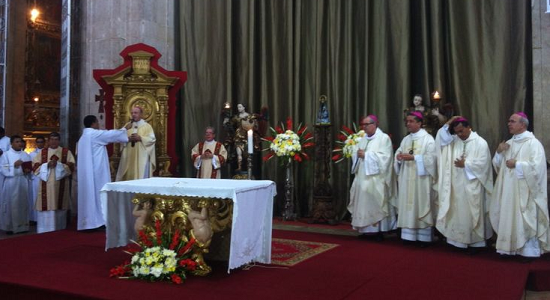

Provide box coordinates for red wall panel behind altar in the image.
[93,43,187,175]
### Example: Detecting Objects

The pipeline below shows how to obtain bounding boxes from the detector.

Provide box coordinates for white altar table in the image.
[100,178,276,272]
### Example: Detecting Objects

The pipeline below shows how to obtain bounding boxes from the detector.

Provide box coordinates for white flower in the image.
[151,265,163,277]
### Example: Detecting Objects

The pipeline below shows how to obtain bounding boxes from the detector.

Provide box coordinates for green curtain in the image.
[176,0,531,218]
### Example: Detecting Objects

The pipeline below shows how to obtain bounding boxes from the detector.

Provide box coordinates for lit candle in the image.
[433,91,441,100]
[224,102,230,109]
[247,130,253,153]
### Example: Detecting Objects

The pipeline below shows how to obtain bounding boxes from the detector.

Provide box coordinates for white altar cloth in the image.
[100,178,276,272]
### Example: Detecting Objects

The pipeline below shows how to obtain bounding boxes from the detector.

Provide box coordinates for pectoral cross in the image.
[409,140,415,155]
[95,89,105,114]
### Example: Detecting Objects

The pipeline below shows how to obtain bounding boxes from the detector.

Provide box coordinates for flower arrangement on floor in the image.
[262,117,314,165]
[332,124,365,163]
[110,220,196,284]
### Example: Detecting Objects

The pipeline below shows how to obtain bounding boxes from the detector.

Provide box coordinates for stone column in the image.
[79,0,175,130]
[532,0,550,161]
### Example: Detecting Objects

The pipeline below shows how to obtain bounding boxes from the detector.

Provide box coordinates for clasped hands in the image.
[496,141,516,169]
[396,153,414,161]
[201,150,213,159]
[129,133,142,143]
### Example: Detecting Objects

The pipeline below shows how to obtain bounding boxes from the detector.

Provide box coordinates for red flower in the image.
[263,136,274,142]
[263,152,275,162]
[286,117,293,131]
[332,154,343,161]
[275,126,283,134]
[303,132,313,140]
[301,153,310,160]
[293,154,302,162]
[155,220,162,246]
[169,229,180,250]
[109,264,129,278]
[179,259,197,271]
[138,230,153,247]
[302,142,315,149]
[178,238,196,256]
[342,125,354,135]
[338,134,347,141]
[297,125,307,135]
[171,274,183,284]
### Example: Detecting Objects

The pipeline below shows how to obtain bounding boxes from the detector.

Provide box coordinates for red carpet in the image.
[0,228,547,299]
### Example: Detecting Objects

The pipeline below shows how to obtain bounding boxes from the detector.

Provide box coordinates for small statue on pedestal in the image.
[316,95,330,125]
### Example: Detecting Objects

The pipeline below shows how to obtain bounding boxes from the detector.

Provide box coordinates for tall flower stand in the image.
[282,162,296,221]
[310,124,337,224]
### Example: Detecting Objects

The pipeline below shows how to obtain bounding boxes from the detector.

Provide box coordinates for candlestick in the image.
[433,91,441,101]
[247,129,253,154]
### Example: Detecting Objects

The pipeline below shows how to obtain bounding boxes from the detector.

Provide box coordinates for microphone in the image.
[130,119,136,147]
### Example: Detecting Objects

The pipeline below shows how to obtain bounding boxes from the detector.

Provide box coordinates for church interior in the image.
[0,0,549,299]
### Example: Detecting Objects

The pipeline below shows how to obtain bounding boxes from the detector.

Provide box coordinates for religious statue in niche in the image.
[316,95,330,125]
[222,103,268,178]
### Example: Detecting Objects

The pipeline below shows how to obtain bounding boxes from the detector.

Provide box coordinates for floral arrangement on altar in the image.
[110,220,197,284]
[262,117,314,165]
[332,124,365,163]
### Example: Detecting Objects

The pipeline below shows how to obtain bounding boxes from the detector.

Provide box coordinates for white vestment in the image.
[77,127,128,230]
[28,148,42,222]
[0,136,10,199]
[394,129,437,242]
[348,128,397,233]
[491,131,550,257]
[0,149,31,233]
[116,120,156,181]
[435,125,493,248]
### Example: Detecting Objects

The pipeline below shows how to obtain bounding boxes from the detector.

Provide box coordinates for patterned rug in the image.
[270,238,339,266]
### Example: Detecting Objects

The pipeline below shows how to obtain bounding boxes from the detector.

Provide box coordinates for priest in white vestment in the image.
[491,112,550,257]
[27,136,46,223]
[435,116,493,250]
[32,132,75,233]
[116,106,156,181]
[395,112,437,244]
[191,126,227,179]
[0,135,31,233]
[77,115,129,230]
[348,115,397,239]
[0,126,10,198]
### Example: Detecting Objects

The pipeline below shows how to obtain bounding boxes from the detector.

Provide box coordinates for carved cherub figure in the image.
[133,200,153,234]
[188,202,213,246]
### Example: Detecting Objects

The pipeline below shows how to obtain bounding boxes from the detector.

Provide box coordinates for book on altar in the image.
[21,161,32,170]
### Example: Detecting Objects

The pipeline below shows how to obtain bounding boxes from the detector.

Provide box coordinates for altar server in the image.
[0,135,31,233]
[77,115,129,230]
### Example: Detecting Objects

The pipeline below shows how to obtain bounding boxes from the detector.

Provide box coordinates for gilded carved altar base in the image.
[131,195,233,276]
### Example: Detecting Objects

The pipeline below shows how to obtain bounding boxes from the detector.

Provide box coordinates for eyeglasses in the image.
[360,122,375,126]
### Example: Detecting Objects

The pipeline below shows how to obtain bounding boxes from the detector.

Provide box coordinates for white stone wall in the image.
[79,0,175,129]
[533,0,550,161]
